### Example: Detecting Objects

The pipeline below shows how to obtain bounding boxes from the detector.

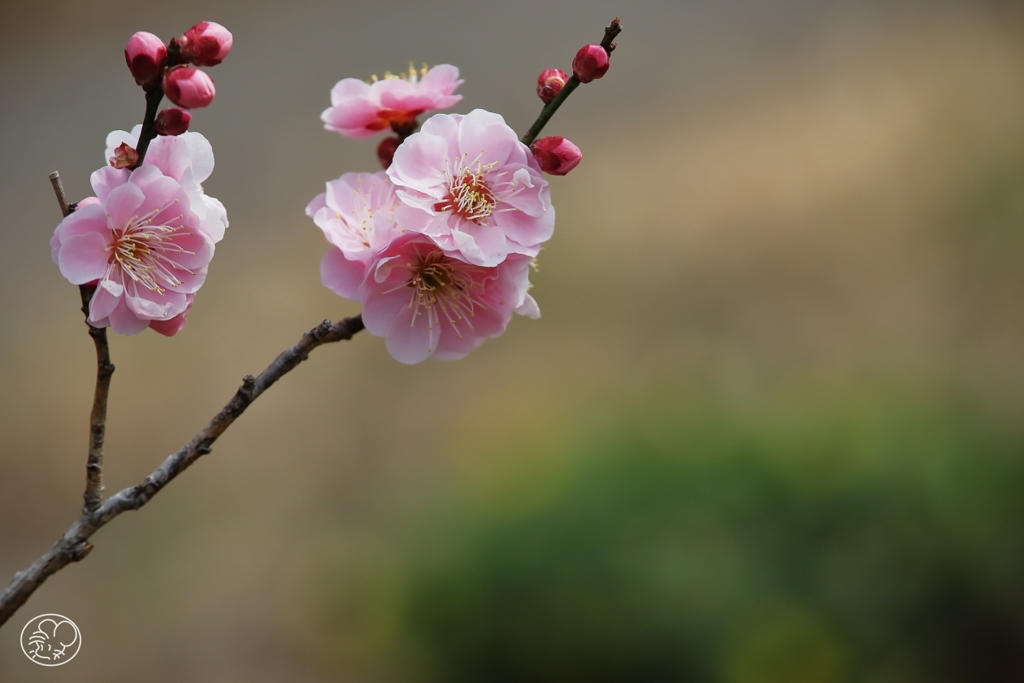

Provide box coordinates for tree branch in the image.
[0,315,364,628]
[51,172,115,514]
[520,17,621,146]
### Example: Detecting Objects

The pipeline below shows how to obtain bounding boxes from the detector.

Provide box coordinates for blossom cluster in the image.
[309,66,559,363]
[49,24,607,360]
[51,21,232,337]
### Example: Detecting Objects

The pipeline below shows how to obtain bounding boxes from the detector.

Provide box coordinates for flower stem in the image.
[133,88,165,167]
[520,76,581,147]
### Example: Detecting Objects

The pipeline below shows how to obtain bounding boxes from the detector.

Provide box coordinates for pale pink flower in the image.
[321,64,463,138]
[387,109,555,267]
[322,233,539,364]
[148,297,192,336]
[105,125,228,242]
[51,165,215,335]
[305,171,403,263]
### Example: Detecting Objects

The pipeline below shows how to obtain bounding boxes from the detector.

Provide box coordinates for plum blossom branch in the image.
[0,315,364,628]
[520,17,621,146]
[51,171,114,514]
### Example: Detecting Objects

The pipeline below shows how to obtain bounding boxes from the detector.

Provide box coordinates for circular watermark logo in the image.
[20,614,81,666]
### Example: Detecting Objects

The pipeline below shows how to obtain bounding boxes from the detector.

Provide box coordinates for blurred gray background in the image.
[2,0,1024,681]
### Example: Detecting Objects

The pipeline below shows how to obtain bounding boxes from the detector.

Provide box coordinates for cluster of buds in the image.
[528,36,616,177]
[123,21,233,137]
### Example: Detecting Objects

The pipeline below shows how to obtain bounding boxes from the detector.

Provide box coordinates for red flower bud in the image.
[530,136,582,176]
[124,32,167,86]
[154,108,193,136]
[163,67,216,109]
[572,44,610,84]
[377,136,400,170]
[109,142,139,169]
[536,68,569,105]
[180,21,233,67]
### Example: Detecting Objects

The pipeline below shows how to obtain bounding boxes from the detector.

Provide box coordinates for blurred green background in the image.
[2,0,1024,681]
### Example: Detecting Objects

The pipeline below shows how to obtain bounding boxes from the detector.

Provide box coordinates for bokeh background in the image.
[2,0,1024,680]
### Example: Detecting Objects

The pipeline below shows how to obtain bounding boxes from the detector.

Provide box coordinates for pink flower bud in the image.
[124,32,167,85]
[180,21,233,67]
[154,108,193,136]
[572,44,610,84]
[536,68,569,104]
[109,142,139,169]
[377,136,400,170]
[530,136,582,176]
[163,67,216,109]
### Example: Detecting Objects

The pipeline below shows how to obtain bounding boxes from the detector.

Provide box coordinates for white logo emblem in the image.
[20,614,82,666]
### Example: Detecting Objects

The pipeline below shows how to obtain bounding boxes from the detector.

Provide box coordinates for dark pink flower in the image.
[163,66,215,109]
[322,234,539,364]
[321,64,463,138]
[530,136,582,175]
[154,108,192,136]
[109,142,139,169]
[572,44,610,83]
[180,21,233,67]
[125,32,167,86]
[536,68,568,104]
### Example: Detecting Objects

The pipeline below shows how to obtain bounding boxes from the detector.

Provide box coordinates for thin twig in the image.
[0,315,365,628]
[132,88,165,167]
[77,284,114,513]
[48,172,70,217]
[520,17,622,146]
[51,172,115,514]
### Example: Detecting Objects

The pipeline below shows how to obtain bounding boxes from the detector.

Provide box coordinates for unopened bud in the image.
[109,142,139,169]
[154,108,193,136]
[536,68,569,104]
[572,44,610,84]
[180,21,233,67]
[163,67,216,108]
[125,32,167,86]
[530,136,582,176]
[377,136,400,170]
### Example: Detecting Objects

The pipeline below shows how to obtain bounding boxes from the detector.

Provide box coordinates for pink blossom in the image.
[163,66,216,109]
[124,32,167,86]
[305,171,403,263]
[109,142,139,169]
[387,109,555,267]
[321,64,463,138]
[105,125,228,242]
[530,136,582,175]
[572,44,610,83]
[536,68,568,104]
[148,297,192,336]
[180,21,233,67]
[154,107,192,136]
[322,233,539,364]
[51,165,215,335]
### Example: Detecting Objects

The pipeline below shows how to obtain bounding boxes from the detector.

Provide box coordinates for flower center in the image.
[404,249,487,334]
[434,165,497,223]
[109,205,194,294]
